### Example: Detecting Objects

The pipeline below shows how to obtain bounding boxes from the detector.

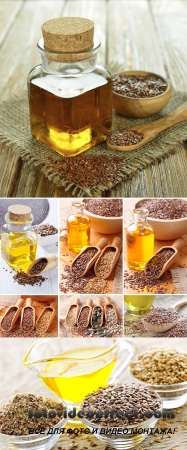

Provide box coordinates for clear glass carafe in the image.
[1,205,38,271]
[126,209,154,270]
[28,17,112,157]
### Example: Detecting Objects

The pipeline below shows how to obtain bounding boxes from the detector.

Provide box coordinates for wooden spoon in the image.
[0,298,24,331]
[65,298,80,326]
[94,237,122,279]
[71,238,108,277]
[145,234,187,279]
[104,297,118,324]
[77,298,93,328]
[91,297,104,328]
[107,101,187,152]
[21,297,35,331]
[36,298,58,333]
[143,298,187,333]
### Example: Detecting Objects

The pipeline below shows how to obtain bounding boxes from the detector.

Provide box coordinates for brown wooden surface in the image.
[0,0,187,196]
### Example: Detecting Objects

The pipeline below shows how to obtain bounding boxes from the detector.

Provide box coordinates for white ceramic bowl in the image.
[133,198,187,240]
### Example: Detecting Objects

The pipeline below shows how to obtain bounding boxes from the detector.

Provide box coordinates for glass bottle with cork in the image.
[28,17,112,157]
[67,202,90,253]
[126,209,154,270]
[1,204,38,271]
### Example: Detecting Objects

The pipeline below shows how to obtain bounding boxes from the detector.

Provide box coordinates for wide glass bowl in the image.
[129,371,187,409]
[0,395,68,450]
[81,414,160,449]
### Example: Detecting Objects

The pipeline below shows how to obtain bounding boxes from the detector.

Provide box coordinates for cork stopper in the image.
[42,17,94,52]
[8,204,32,222]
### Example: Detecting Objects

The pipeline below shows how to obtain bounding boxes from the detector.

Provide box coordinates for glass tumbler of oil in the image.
[126,209,154,270]
[1,204,37,271]
[28,17,112,157]
[124,295,155,316]
[67,201,90,253]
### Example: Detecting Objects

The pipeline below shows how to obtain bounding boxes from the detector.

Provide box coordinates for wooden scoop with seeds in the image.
[21,298,35,331]
[107,101,187,152]
[27,255,58,276]
[71,238,108,277]
[91,297,104,328]
[0,298,24,331]
[36,299,58,333]
[104,297,118,324]
[144,234,187,279]
[94,237,122,279]
[143,298,187,333]
[65,298,80,326]
[77,298,93,328]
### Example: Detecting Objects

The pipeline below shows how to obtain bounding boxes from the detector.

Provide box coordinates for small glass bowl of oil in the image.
[23,338,135,409]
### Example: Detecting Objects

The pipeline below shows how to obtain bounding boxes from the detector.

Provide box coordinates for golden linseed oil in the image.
[67,202,90,253]
[126,209,154,270]
[40,347,117,403]
[1,233,37,271]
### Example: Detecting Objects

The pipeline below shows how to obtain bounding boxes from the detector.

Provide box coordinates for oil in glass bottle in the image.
[28,17,112,157]
[1,204,38,271]
[67,202,90,253]
[126,209,154,270]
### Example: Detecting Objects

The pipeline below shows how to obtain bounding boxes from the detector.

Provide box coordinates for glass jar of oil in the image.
[67,201,90,253]
[28,17,112,157]
[126,209,154,270]
[1,204,37,271]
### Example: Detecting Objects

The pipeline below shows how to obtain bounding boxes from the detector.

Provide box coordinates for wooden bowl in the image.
[112,70,172,118]
[84,209,122,235]
[133,199,187,240]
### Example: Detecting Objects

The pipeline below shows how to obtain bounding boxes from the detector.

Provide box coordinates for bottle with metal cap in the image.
[28,17,112,157]
[1,204,38,271]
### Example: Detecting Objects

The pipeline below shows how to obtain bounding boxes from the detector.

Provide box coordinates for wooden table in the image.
[0,0,187,197]
[124,198,187,294]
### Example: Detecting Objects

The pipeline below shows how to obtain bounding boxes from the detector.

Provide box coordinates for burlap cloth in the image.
[0,91,187,197]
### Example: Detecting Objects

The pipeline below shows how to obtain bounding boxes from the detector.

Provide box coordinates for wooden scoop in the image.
[104,297,118,324]
[94,237,122,279]
[143,298,187,333]
[91,297,104,328]
[77,298,93,328]
[145,234,187,279]
[71,238,108,277]
[36,298,58,333]
[0,297,24,331]
[21,297,35,331]
[27,255,58,276]
[107,101,187,152]
[65,298,80,326]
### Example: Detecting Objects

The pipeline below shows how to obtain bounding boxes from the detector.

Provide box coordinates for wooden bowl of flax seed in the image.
[133,198,187,240]
[112,70,172,118]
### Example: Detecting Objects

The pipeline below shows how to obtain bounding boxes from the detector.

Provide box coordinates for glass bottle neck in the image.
[72,202,85,217]
[4,214,33,233]
[37,37,100,75]
[133,209,149,227]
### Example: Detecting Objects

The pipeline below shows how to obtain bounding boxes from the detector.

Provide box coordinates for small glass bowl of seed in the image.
[129,347,187,409]
[112,70,172,118]
[80,383,162,449]
[0,392,67,450]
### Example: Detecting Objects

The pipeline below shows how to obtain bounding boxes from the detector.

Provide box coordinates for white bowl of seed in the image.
[112,70,172,118]
[133,198,187,240]
[83,199,123,234]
